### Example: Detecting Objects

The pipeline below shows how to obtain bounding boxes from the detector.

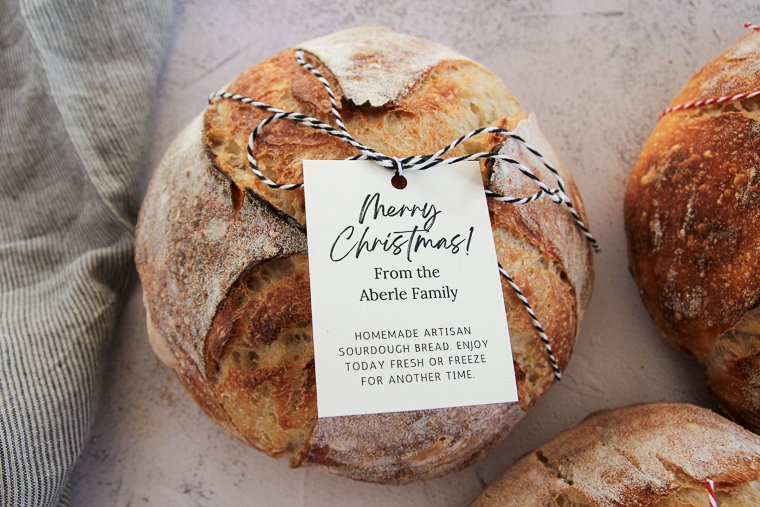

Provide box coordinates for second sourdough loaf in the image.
[624,29,760,431]
[135,26,594,482]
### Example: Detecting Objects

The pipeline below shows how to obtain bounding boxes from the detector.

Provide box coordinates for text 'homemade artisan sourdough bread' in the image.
[472,403,760,506]
[624,29,760,431]
[135,26,594,483]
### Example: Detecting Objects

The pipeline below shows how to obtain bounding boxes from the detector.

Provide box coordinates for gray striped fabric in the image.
[0,1,173,505]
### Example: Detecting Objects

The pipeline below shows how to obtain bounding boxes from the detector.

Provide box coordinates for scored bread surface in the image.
[624,30,760,431]
[136,26,593,482]
[471,403,760,507]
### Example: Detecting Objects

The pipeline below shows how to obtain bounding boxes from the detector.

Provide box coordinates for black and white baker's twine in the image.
[209,49,601,381]
[498,264,561,375]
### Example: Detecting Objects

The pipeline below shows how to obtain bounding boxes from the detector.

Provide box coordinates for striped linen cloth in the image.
[0,1,173,505]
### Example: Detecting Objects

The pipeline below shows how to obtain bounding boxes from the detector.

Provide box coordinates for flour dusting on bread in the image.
[136,27,593,484]
[472,403,760,507]
[302,26,470,107]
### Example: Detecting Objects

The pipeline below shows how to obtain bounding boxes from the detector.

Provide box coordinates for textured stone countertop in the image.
[69,1,759,505]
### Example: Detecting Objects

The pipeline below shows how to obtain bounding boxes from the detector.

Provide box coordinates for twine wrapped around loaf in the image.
[706,479,719,507]
[209,49,600,381]
[660,22,759,118]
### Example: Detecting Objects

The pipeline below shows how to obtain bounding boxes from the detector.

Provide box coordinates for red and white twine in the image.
[660,23,760,118]
[706,479,718,507]
[660,90,760,117]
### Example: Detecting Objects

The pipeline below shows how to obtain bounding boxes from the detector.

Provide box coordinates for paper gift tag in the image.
[303,160,518,418]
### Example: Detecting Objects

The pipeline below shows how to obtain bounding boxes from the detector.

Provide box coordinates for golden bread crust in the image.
[135,115,308,431]
[136,27,594,482]
[472,403,760,507]
[624,31,760,430]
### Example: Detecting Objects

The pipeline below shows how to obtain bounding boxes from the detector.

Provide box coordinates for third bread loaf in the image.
[472,403,760,506]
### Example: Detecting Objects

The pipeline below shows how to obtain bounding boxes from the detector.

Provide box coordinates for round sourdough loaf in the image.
[624,30,760,431]
[471,403,760,506]
[135,26,594,483]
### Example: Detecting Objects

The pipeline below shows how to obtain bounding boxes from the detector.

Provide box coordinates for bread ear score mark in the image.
[207,49,602,382]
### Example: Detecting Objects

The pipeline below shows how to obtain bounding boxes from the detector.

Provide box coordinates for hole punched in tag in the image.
[391,173,407,190]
